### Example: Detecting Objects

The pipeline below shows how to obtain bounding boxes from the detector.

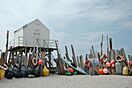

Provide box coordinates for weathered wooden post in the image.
[71,44,77,66]
[85,54,88,61]
[5,30,9,64]
[8,46,14,66]
[55,41,64,75]
[77,56,80,67]
[109,38,116,74]
[100,34,103,56]
[41,51,45,66]
[65,46,71,62]
[48,50,52,69]
[79,55,84,69]
[91,46,98,75]
[107,35,110,62]
[109,38,113,51]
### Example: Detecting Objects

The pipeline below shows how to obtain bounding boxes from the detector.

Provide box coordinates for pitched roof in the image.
[14,19,49,33]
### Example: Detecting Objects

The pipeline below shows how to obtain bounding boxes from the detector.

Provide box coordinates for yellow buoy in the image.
[42,66,49,76]
[122,66,128,75]
[0,69,5,80]
[0,64,8,80]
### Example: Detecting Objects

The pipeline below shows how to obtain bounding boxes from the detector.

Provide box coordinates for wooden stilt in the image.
[48,50,52,69]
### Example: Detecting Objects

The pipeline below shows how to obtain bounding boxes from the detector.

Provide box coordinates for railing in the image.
[9,36,23,48]
[9,36,58,49]
[43,39,59,49]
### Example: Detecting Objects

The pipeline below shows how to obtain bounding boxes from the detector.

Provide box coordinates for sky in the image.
[0,0,132,57]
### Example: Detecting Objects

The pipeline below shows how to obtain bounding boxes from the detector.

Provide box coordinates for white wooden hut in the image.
[8,19,58,70]
[10,19,56,48]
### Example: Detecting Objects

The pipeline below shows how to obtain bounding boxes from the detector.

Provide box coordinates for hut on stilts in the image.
[9,19,58,73]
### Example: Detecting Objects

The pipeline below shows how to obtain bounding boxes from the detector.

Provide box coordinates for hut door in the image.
[33,33,40,47]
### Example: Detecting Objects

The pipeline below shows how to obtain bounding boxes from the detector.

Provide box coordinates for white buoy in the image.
[103,68,108,74]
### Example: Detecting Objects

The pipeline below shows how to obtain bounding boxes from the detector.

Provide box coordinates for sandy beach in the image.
[0,75,132,88]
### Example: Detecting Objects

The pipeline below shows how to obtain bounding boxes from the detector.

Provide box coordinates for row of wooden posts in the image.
[57,35,132,76]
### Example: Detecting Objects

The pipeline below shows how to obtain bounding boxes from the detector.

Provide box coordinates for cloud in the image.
[121,20,132,30]
[75,0,132,23]
[1,0,132,30]
[0,0,132,55]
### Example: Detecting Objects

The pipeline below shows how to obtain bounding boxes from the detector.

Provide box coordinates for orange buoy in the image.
[98,69,104,75]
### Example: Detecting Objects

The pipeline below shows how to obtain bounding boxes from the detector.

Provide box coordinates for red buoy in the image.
[104,54,108,58]
[98,69,104,75]
[38,59,43,65]
[110,60,115,64]
[129,61,132,66]
[111,64,115,68]
[67,68,74,73]
[100,59,104,63]
[106,62,110,67]
[85,60,92,68]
